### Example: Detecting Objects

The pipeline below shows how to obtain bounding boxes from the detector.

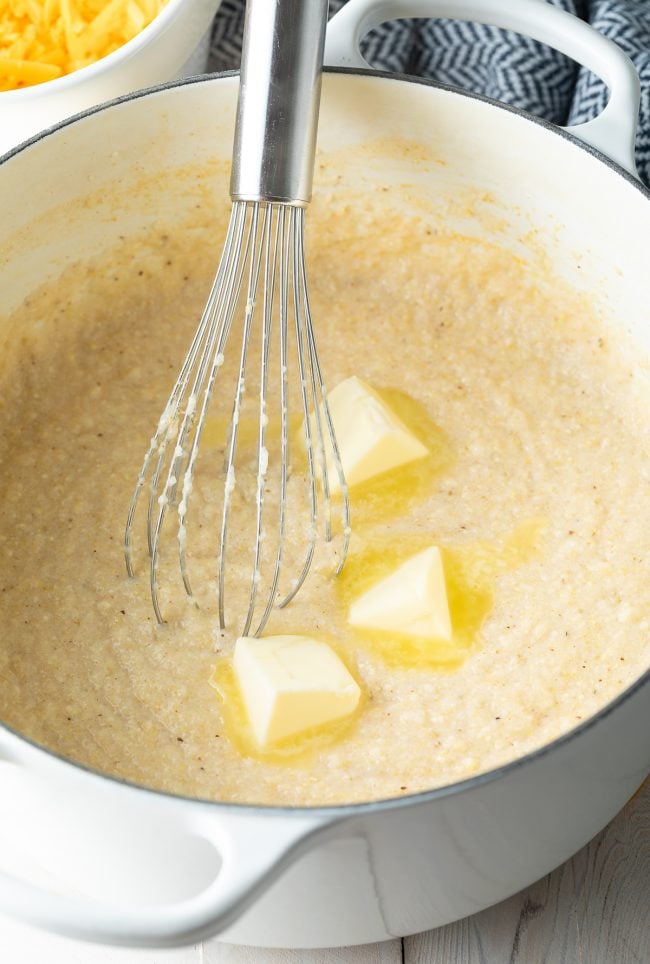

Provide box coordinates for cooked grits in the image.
[0,189,649,806]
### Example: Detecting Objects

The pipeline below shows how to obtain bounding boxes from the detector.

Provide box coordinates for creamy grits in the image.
[0,189,649,806]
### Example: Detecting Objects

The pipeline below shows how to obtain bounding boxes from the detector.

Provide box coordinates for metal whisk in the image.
[125,0,349,636]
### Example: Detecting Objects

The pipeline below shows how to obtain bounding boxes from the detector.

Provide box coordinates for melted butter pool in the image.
[210,646,366,765]
[336,520,545,670]
[336,387,454,529]
[211,520,544,762]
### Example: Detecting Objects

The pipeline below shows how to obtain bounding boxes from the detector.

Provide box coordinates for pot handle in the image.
[0,737,333,947]
[325,0,640,176]
[0,809,331,947]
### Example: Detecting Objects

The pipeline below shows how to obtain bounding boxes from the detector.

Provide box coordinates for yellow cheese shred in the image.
[0,0,168,91]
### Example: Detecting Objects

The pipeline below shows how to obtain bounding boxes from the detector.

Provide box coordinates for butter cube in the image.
[320,376,428,492]
[233,635,361,746]
[349,547,452,640]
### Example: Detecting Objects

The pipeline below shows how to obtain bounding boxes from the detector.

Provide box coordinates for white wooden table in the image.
[2,778,648,963]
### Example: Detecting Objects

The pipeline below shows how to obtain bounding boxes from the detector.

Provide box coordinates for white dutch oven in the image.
[0,0,649,950]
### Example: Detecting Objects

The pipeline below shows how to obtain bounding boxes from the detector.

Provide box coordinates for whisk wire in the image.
[148,202,252,621]
[177,201,251,603]
[300,223,351,576]
[125,200,350,634]
[282,207,318,603]
[123,209,240,578]
[253,206,291,634]
[218,203,265,629]
[243,206,279,637]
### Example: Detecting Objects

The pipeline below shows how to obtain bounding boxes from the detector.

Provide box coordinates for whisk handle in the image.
[230,0,329,206]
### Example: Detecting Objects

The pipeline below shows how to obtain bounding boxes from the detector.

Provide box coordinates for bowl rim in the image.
[0,0,207,103]
[0,67,648,818]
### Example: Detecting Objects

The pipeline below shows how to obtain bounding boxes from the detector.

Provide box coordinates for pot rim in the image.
[1,66,648,818]
[3,65,649,200]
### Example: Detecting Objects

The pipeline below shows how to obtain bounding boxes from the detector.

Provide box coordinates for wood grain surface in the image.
[2,778,648,963]
[404,777,650,964]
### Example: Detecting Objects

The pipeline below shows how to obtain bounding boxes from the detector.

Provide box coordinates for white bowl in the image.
[0,0,223,156]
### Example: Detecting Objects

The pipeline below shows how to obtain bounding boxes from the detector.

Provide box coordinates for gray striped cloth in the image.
[208,0,650,187]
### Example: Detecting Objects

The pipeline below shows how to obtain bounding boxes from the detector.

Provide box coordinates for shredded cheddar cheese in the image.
[0,0,168,91]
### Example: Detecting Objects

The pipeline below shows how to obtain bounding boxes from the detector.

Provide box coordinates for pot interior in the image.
[0,72,649,803]
[2,72,648,342]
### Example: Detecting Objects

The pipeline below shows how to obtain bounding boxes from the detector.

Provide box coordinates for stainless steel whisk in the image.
[125,0,349,636]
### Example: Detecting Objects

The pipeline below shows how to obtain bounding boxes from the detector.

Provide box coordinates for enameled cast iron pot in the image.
[0,0,648,949]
